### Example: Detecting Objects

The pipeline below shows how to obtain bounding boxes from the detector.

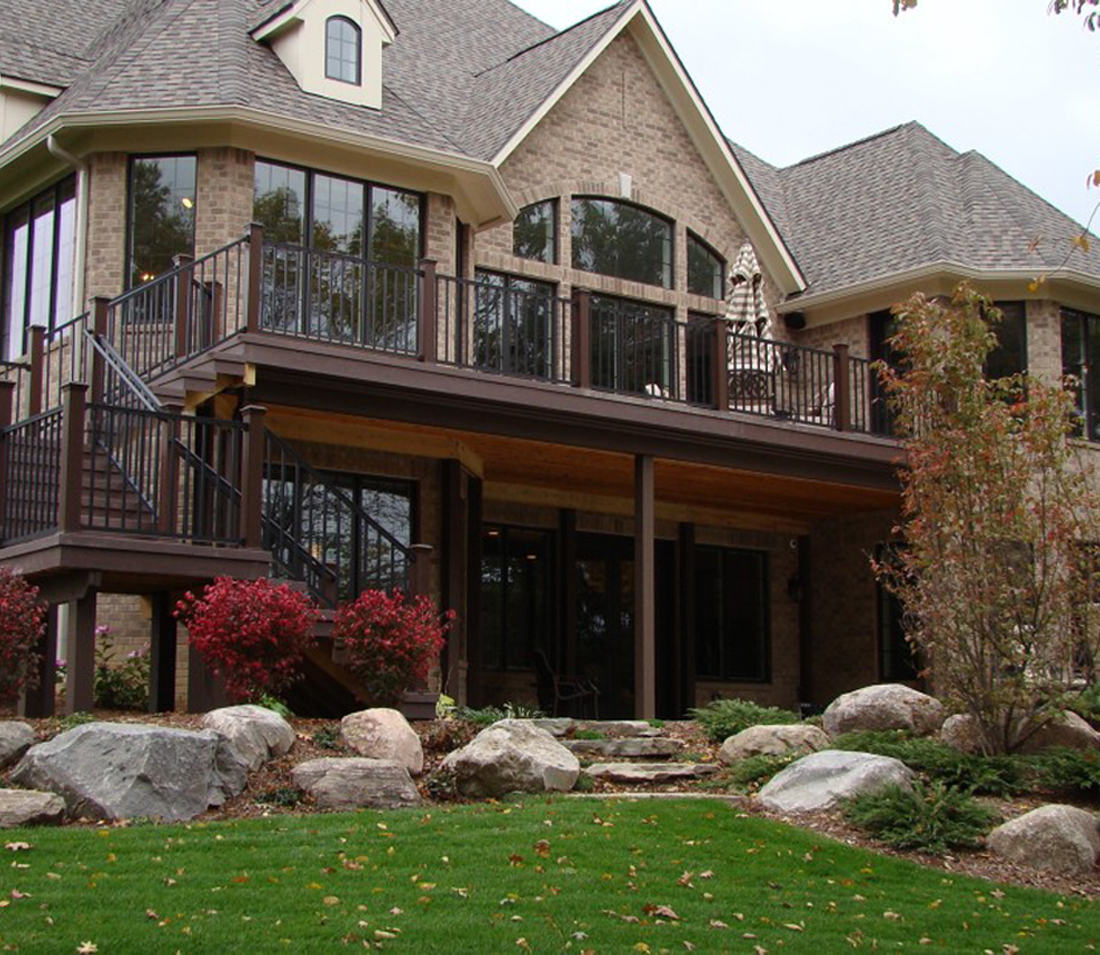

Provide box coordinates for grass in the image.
[0,799,1096,953]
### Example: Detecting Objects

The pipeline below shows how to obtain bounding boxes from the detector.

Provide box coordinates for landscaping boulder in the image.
[11,722,248,822]
[341,708,424,775]
[441,719,579,797]
[940,714,984,754]
[757,750,916,814]
[292,757,421,810]
[987,805,1100,875]
[585,762,721,783]
[1014,711,1100,755]
[563,737,683,758]
[823,684,945,738]
[0,721,34,769]
[719,724,830,765]
[202,705,296,772]
[0,789,66,828]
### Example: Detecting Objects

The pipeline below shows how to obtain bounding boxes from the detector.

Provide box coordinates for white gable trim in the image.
[489,0,805,295]
[252,0,397,44]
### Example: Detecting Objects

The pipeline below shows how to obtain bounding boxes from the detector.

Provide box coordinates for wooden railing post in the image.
[158,402,183,536]
[571,289,592,389]
[0,381,14,539]
[418,259,437,364]
[58,383,88,533]
[246,223,264,334]
[27,325,45,417]
[409,543,433,598]
[712,317,730,411]
[833,342,851,432]
[239,405,267,548]
[91,297,110,404]
[173,253,194,361]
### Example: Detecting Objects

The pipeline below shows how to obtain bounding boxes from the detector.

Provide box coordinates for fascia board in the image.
[0,76,64,98]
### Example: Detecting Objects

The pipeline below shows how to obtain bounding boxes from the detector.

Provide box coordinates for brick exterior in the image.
[194,147,255,258]
[83,153,128,304]
[1027,299,1062,382]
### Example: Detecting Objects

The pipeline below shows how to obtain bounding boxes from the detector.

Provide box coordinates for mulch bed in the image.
[4,708,1100,900]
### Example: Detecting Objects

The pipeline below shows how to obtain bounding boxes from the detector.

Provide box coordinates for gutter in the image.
[46,134,87,315]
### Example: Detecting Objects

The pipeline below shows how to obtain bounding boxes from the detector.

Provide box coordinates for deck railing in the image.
[0,408,64,544]
[259,242,422,356]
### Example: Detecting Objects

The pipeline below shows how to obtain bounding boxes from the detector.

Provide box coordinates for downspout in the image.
[46,134,87,315]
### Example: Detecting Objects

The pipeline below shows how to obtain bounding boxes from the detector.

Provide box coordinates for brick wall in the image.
[1027,299,1062,382]
[194,147,254,258]
[83,153,128,303]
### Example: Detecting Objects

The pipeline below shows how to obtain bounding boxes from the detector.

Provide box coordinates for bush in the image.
[829,730,1026,797]
[843,780,999,854]
[1069,684,1100,729]
[699,753,799,793]
[311,725,344,751]
[175,577,318,703]
[1026,747,1100,795]
[0,568,46,704]
[454,702,546,727]
[93,629,149,711]
[334,590,454,707]
[690,698,800,742]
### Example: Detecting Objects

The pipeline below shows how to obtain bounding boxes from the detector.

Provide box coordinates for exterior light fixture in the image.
[181,197,194,209]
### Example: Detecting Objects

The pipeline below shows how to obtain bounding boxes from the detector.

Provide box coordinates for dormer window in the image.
[325,16,361,85]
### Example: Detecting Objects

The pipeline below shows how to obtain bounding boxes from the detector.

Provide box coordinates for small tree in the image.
[333,590,454,707]
[176,577,318,703]
[875,285,1100,754]
[0,568,46,704]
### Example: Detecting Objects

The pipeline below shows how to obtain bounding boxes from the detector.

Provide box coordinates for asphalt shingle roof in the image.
[733,122,1100,298]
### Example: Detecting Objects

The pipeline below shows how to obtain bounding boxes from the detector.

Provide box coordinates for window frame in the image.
[570,196,674,290]
[1062,306,1100,441]
[686,231,725,300]
[125,153,197,290]
[875,543,919,682]
[693,545,771,683]
[325,15,363,86]
[986,300,1028,381]
[513,199,558,265]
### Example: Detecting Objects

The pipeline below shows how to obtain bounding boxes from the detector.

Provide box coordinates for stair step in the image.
[585,762,721,784]
[534,718,664,739]
[564,738,684,759]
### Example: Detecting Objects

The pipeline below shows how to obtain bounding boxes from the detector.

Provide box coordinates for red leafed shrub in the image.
[333,590,454,707]
[175,577,319,703]
[0,568,46,704]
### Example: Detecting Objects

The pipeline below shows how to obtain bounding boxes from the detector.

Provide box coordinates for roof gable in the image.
[252,0,397,42]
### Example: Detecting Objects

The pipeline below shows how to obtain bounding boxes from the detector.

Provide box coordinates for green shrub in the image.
[311,725,343,751]
[573,729,605,740]
[690,698,800,742]
[1069,684,1100,729]
[255,787,303,808]
[1026,746,1100,794]
[257,693,294,720]
[573,772,596,793]
[93,631,149,711]
[455,702,546,726]
[843,781,999,854]
[55,711,95,732]
[830,730,1025,797]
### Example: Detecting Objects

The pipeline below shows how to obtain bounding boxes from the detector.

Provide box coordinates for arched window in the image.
[571,197,672,289]
[326,16,362,85]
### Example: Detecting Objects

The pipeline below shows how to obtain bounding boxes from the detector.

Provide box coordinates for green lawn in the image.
[0,798,1095,954]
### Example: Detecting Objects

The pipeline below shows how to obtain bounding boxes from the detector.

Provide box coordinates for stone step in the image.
[564,737,684,759]
[585,762,721,784]
[533,718,665,739]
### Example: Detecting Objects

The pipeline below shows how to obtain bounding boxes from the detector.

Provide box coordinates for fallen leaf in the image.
[883,912,902,921]
[643,904,680,920]
[709,919,728,929]
[783,923,804,932]
[4,842,32,852]
[76,944,98,954]
[699,870,714,880]
[677,871,694,888]
[683,943,696,952]
[533,840,551,858]
[323,896,340,906]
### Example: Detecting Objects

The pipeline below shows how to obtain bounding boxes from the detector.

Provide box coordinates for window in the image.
[2,176,76,359]
[127,155,196,288]
[513,200,556,264]
[694,546,769,682]
[1062,307,1100,440]
[480,525,553,670]
[876,545,919,681]
[590,295,675,395]
[473,270,558,379]
[571,197,672,289]
[325,16,362,85]
[986,301,1027,380]
[687,232,724,299]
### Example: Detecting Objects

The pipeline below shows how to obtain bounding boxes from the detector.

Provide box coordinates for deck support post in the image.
[246,223,264,334]
[239,405,267,549]
[149,592,178,713]
[634,453,656,719]
[833,343,851,432]
[18,604,58,719]
[65,589,97,715]
[59,383,88,534]
[571,290,592,389]
[187,644,227,714]
[0,381,13,537]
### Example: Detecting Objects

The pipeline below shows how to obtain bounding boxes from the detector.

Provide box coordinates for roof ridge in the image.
[474,0,629,77]
[784,121,917,170]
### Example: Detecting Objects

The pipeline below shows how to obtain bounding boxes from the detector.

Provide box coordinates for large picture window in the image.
[480,525,553,671]
[2,176,77,359]
[1062,307,1100,441]
[127,155,196,289]
[513,200,556,264]
[987,301,1027,381]
[694,546,769,682]
[687,232,724,299]
[571,197,672,289]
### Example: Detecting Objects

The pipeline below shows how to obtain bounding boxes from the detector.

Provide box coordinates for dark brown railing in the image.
[437,274,572,383]
[589,297,679,397]
[260,242,421,356]
[263,430,411,606]
[0,408,64,544]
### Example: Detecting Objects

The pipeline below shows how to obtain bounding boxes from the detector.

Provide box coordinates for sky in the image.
[511,0,1100,230]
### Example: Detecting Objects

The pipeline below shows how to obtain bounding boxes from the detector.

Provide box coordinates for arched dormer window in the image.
[325,16,362,85]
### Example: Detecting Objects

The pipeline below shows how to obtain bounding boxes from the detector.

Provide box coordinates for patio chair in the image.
[533,649,600,719]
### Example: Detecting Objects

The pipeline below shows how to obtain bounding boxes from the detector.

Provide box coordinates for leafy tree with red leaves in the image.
[0,568,45,704]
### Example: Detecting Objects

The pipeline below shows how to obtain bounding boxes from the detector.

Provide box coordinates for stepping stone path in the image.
[539,719,717,788]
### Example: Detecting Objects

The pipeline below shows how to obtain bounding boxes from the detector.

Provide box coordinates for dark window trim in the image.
[125,153,197,290]
[986,300,1028,378]
[325,15,363,86]
[875,543,919,683]
[686,230,726,300]
[694,544,771,684]
[1062,306,1100,441]
[571,195,675,290]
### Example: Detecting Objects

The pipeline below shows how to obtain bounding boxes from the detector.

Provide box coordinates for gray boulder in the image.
[585,762,720,783]
[823,684,945,738]
[441,719,580,797]
[0,722,35,769]
[757,750,916,814]
[563,737,683,758]
[202,705,296,772]
[987,805,1100,874]
[11,722,248,822]
[719,724,830,765]
[292,758,421,810]
[341,708,424,775]
[940,714,985,754]
[1014,712,1100,754]
[0,789,66,828]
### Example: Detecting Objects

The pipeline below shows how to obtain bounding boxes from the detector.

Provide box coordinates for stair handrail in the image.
[84,329,162,412]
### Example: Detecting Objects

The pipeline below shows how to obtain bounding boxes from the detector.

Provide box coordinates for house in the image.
[1,0,1098,720]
